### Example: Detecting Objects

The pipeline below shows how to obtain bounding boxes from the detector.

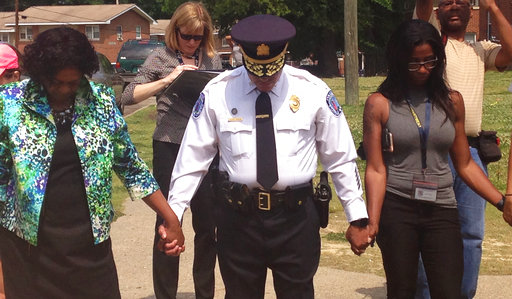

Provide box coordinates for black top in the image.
[38,120,93,252]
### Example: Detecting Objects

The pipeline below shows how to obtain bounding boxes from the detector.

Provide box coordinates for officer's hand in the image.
[346,225,370,256]
[157,222,186,256]
[163,65,199,85]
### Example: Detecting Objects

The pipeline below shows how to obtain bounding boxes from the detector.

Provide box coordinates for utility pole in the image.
[344,0,359,105]
[15,0,19,48]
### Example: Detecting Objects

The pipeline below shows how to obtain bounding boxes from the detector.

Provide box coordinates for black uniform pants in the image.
[152,140,217,299]
[216,194,320,299]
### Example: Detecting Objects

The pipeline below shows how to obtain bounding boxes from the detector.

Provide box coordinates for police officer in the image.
[160,14,370,298]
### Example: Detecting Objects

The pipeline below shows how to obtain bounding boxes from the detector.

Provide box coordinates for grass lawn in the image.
[115,71,512,276]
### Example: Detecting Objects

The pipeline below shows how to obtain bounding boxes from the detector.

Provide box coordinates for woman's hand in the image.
[142,190,186,256]
[157,222,186,256]
[162,64,198,86]
[368,221,379,246]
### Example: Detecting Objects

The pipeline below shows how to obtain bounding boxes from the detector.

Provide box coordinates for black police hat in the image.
[231,15,296,77]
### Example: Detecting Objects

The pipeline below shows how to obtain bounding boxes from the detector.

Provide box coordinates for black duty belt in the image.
[251,189,290,211]
[251,183,312,211]
[220,180,312,212]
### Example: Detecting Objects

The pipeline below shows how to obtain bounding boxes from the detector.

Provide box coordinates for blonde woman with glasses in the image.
[121,2,222,298]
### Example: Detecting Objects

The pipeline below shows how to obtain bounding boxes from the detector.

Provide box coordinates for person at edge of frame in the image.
[0,42,23,299]
[413,0,512,298]
[158,14,372,299]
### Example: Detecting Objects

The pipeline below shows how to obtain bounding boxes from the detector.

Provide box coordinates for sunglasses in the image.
[177,29,203,41]
[407,58,438,72]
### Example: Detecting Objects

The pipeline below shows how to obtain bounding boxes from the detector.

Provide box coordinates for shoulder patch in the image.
[326,90,342,116]
[192,93,205,118]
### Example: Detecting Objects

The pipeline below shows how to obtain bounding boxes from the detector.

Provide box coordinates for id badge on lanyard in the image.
[412,174,438,202]
[407,99,438,202]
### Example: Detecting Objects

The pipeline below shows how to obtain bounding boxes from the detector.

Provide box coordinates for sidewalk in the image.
[110,198,512,299]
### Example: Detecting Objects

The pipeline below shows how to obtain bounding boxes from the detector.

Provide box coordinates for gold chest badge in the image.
[289,95,300,113]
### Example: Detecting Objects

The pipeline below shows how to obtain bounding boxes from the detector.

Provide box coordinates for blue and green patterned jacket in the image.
[0,79,159,246]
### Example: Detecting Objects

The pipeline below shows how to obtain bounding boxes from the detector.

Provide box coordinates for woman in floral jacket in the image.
[0,27,183,298]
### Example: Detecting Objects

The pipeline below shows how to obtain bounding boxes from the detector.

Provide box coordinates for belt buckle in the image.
[258,192,271,211]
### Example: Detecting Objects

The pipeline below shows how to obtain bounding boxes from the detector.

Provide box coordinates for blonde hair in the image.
[165,2,216,58]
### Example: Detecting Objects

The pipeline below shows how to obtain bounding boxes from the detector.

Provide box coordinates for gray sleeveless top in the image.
[384,91,457,208]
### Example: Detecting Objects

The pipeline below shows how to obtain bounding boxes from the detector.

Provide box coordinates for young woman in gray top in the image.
[121,2,221,298]
[363,19,508,298]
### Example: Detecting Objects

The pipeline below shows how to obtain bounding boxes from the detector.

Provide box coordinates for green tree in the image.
[198,0,412,77]
[1,0,414,76]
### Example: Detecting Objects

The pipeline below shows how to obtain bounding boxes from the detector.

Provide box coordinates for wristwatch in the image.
[496,195,506,212]
[350,218,369,227]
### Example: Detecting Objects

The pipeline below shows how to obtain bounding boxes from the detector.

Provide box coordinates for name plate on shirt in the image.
[412,174,438,202]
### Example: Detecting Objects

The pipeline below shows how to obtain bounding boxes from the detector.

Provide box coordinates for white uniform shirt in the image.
[168,65,368,223]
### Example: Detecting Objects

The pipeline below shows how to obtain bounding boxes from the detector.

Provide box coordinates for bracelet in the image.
[496,195,506,212]
[505,194,512,197]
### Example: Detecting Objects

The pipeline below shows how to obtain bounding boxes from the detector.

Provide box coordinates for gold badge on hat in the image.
[289,95,300,113]
[257,44,270,56]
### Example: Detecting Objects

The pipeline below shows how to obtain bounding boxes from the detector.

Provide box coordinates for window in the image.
[20,27,33,41]
[85,25,100,40]
[117,25,123,41]
[0,33,9,43]
[135,26,142,39]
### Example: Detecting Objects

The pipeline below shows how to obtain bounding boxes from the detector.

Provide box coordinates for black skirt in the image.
[0,120,121,299]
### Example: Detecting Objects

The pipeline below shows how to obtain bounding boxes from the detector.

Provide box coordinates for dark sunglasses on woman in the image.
[177,29,203,41]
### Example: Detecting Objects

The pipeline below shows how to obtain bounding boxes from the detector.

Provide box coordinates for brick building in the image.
[1,4,156,62]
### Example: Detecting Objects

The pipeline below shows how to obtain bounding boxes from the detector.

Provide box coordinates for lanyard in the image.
[406,98,431,171]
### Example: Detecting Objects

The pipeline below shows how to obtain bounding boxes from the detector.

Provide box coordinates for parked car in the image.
[115,39,165,88]
[89,52,125,114]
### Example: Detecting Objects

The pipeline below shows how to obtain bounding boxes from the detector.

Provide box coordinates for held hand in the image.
[503,197,512,226]
[346,225,371,256]
[163,64,199,85]
[367,222,379,246]
[157,222,185,256]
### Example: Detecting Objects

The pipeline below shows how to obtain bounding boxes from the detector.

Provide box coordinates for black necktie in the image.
[255,92,278,190]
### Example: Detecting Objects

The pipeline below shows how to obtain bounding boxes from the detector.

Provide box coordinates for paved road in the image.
[112,97,512,298]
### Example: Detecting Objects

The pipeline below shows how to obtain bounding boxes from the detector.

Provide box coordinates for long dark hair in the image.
[377,19,454,122]
[23,26,98,83]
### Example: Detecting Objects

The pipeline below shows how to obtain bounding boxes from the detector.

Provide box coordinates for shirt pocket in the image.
[219,121,254,159]
[275,119,311,156]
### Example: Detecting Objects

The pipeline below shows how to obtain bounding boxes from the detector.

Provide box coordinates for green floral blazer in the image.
[0,79,159,246]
